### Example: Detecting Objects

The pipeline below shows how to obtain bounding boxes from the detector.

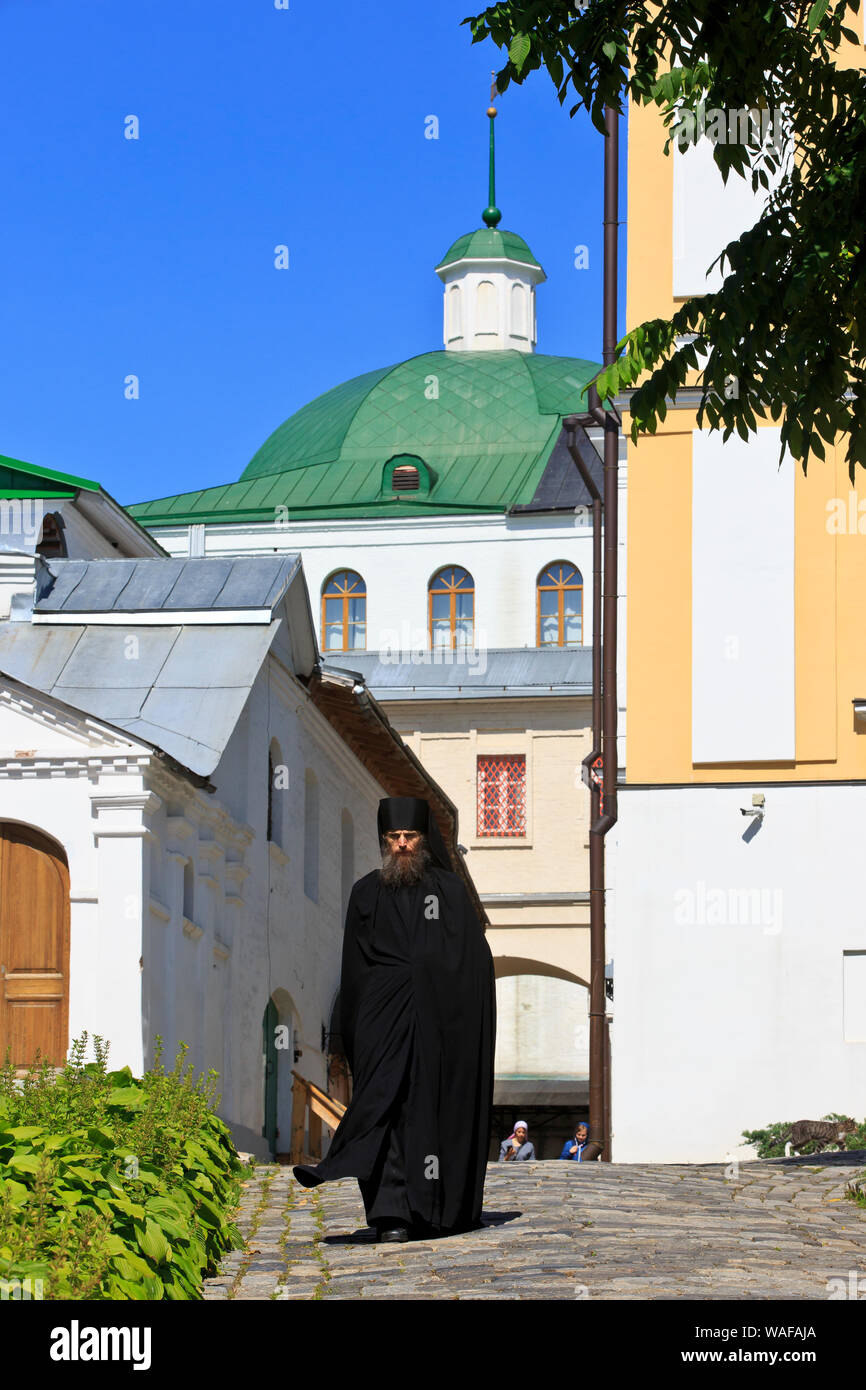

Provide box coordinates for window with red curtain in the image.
[477,754,527,837]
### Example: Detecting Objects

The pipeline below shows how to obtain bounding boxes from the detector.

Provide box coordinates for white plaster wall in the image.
[673,133,787,296]
[692,428,794,763]
[610,783,866,1162]
[200,657,387,1157]
[151,513,596,654]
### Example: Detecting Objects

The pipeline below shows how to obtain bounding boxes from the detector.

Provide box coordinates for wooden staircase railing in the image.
[290,1069,346,1164]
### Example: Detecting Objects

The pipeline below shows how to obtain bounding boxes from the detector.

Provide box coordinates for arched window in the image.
[340,808,354,923]
[321,571,366,652]
[447,284,462,340]
[511,282,528,338]
[304,769,319,902]
[537,562,583,646]
[267,739,285,848]
[429,566,474,649]
[183,857,195,923]
[476,280,497,335]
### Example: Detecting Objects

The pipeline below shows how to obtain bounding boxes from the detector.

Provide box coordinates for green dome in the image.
[241,350,594,482]
[129,350,600,525]
[435,228,543,273]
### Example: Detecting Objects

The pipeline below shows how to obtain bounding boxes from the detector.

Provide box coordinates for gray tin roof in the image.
[0,618,280,775]
[34,554,301,614]
[323,646,592,699]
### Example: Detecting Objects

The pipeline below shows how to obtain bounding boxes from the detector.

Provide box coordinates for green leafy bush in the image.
[742,1114,866,1159]
[0,1033,244,1299]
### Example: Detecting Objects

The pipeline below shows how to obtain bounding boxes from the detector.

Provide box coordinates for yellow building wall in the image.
[625,31,866,785]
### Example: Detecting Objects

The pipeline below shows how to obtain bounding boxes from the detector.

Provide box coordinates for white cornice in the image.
[32,608,274,626]
[0,683,147,754]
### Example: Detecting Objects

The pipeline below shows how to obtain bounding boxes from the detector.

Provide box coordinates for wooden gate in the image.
[0,823,70,1068]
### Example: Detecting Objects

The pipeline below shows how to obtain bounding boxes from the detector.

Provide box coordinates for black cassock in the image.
[293,864,496,1234]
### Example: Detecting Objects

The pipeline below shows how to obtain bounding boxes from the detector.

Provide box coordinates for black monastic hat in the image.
[377,796,452,871]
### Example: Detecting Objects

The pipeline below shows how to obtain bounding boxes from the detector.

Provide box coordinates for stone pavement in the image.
[203,1153,866,1301]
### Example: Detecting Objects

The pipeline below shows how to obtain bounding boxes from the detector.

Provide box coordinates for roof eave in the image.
[435,255,546,283]
[76,488,170,558]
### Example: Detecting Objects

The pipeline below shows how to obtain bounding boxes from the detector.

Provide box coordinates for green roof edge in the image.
[0,453,101,493]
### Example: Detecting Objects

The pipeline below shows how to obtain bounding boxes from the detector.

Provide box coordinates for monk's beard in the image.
[380,839,431,888]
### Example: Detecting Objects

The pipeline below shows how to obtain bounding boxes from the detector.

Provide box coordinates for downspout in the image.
[562,98,620,1161]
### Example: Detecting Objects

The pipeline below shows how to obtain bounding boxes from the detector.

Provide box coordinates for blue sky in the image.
[0,0,627,506]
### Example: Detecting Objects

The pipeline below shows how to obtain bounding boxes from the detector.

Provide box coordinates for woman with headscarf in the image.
[498,1120,535,1161]
[293,796,496,1242]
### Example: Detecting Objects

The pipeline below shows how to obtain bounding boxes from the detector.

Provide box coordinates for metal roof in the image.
[509,427,603,513]
[435,227,544,273]
[33,554,301,614]
[322,646,592,699]
[0,453,100,498]
[0,617,280,775]
[127,352,600,525]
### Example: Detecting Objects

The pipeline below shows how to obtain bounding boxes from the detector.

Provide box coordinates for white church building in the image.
[0,459,480,1157]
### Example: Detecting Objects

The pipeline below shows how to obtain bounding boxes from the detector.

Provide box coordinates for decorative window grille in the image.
[477,754,527,837]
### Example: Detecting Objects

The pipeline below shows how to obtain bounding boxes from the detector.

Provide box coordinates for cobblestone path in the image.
[204,1153,866,1301]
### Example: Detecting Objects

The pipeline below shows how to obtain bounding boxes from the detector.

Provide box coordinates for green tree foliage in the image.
[465,1,866,476]
[0,1034,245,1300]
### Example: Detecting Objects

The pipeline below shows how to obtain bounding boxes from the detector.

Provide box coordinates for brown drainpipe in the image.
[562,99,620,1160]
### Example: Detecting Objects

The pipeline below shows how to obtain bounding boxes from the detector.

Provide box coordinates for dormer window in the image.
[392,465,419,492]
[381,455,434,499]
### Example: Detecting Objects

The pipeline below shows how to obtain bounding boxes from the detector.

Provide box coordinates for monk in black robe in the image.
[293,796,496,1241]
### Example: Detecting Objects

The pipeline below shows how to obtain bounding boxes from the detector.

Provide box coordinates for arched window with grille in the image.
[321,570,366,652]
[537,562,583,647]
[428,566,474,649]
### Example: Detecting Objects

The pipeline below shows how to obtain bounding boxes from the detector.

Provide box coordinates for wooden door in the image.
[0,823,70,1068]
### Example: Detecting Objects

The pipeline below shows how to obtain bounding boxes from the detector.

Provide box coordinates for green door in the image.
[262,999,278,1157]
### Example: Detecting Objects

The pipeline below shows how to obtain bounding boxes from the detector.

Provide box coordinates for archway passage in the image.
[0,823,70,1068]
[490,967,590,1160]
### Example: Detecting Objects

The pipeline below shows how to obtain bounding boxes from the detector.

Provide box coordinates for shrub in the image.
[0,1033,244,1299]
